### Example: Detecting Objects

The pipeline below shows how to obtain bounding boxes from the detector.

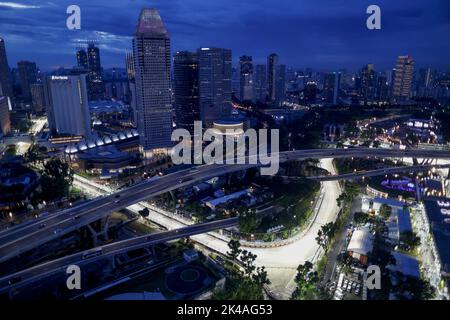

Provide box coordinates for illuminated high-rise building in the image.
[17,60,37,101]
[46,74,91,138]
[132,8,173,156]
[239,55,253,102]
[267,53,278,103]
[392,55,415,103]
[173,51,199,133]
[254,64,267,104]
[0,38,12,100]
[197,47,232,127]
[0,95,11,136]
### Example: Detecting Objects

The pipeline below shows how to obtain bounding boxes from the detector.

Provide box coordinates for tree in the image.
[354,211,370,225]
[139,208,150,218]
[238,210,259,234]
[379,204,392,220]
[227,239,242,263]
[39,158,74,201]
[213,248,269,301]
[315,222,336,252]
[252,266,271,286]
[291,261,320,300]
[240,249,257,277]
[400,231,421,250]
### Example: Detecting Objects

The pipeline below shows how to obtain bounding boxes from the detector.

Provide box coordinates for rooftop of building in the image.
[423,198,450,274]
[135,8,168,38]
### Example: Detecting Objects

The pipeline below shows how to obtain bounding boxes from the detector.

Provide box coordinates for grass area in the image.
[250,177,320,236]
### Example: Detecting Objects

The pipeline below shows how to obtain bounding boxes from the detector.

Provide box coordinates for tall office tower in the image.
[86,43,104,100]
[17,60,37,101]
[275,64,286,107]
[254,64,267,104]
[133,8,173,156]
[375,73,389,102]
[239,55,253,102]
[267,53,279,103]
[392,55,415,103]
[0,95,11,136]
[31,83,46,113]
[125,50,137,125]
[173,51,199,134]
[76,48,89,70]
[46,74,91,138]
[304,82,318,104]
[323,72,341,105]
[125,50,135,81]
[0,38,12,99]
[416,68,434,97]
[359,64,377,104]
[197,47,232,127]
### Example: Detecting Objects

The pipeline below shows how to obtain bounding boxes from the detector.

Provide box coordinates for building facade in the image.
[0,95,11,136]
[254,64,267,104]
[31,83,46,113]
[267,53,278,104]
[132,8,173,156]
[197,47,232,128]
[46,74,92,138]
[392,55,415,103]
[17,60,37,101]
[0,38,12,100]
[239,55,253,102]
[173,51,199,133]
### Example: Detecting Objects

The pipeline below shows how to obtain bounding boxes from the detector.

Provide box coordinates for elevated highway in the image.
[1,147,450,263]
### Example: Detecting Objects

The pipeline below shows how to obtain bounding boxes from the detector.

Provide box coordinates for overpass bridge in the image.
[0,217,238,297]
[309,163,450,181]
[1,147,450,263]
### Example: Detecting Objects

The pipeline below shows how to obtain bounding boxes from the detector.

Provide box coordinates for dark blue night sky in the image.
[1,0,449,71]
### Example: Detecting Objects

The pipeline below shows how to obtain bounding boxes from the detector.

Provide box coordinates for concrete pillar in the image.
[87,224,98,247]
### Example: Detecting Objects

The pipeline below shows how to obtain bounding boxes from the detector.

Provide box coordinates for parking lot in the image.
[331,272,363,300]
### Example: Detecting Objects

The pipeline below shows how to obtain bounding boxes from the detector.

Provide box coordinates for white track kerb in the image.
[170,121,280,176]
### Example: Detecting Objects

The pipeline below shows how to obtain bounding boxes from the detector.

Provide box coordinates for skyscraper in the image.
[31,83,46,113]
[46,74,91,138]
[239,55,253,102]
[133,8,173,156]
[125,50,135,82]
[17,60,37,101]
[254,64,267,104]
[76,48,89,70]
[86,43,104,101]
[197,47,232,127]
[323,72,341,105]
[375,73,389,102]
[359,64,377,104]
[267,53,278,103]
[0,95,11,136]
[173,51,199,133]
[392,55,415,103]
[275,64,286,107]
[0,38,12,99]
[125,50,137,126]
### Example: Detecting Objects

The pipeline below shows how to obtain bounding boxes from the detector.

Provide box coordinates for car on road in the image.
[38,223,46,229]
[53,228,63,234]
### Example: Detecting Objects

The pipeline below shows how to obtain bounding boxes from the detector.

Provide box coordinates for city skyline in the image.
[0,0,449,71]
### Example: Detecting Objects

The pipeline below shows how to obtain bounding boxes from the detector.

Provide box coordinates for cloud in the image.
[0,0,449,70]
[0,2,40,9]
